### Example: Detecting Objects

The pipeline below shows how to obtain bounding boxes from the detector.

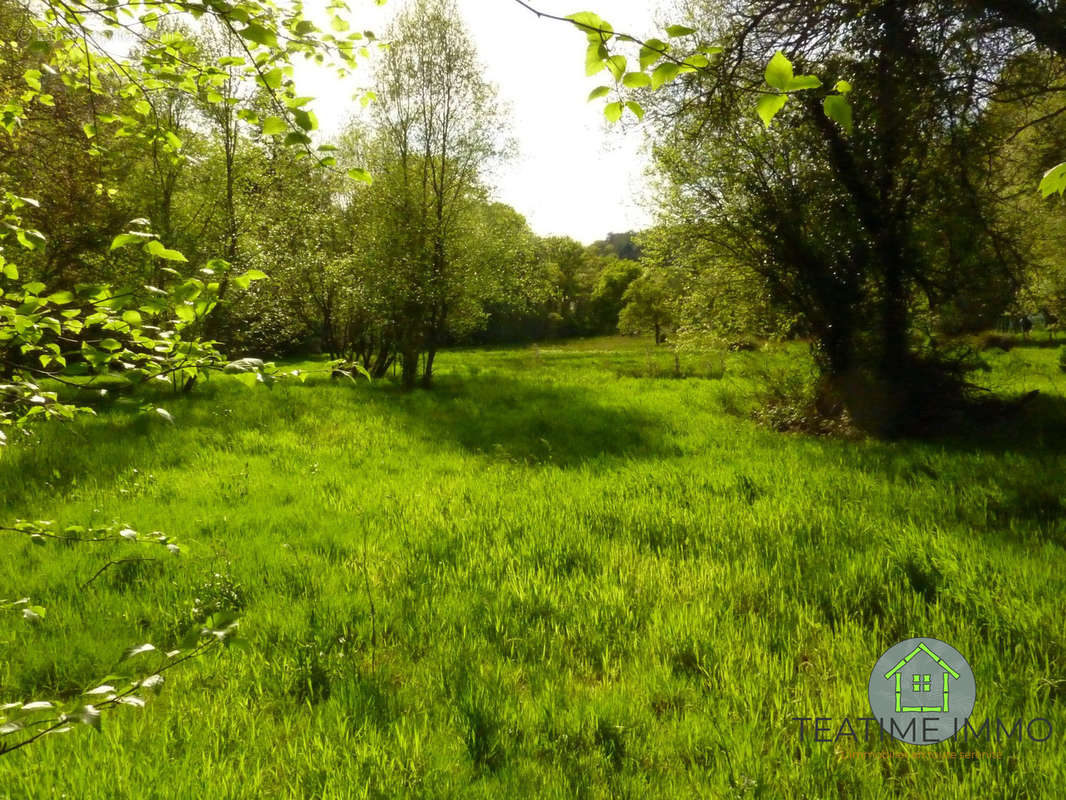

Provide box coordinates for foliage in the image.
[0,516,244,756]
[982,53,1066,323]
[631,1,1043,436]
[0,0,372,759]
[363,0,509,388]
[617,267,679,345]
[0,243,272,442]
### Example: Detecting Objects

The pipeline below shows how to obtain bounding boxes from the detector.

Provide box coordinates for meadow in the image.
[1,337,1065,798]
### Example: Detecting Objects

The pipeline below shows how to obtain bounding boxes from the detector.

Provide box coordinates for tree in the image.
[979,53,1066,326]
[614,1,1040,435]
[618,267,678,344]
[635,223,790,345]
[588,254,641,335]
[369,0,509,388]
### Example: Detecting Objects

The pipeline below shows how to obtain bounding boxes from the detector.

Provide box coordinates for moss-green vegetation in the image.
[2,338,1064,798]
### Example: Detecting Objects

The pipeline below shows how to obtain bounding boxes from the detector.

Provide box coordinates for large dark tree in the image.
[645,0,1054,435]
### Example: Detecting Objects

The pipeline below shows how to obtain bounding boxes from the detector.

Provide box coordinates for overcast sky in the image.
[294,0,661,244]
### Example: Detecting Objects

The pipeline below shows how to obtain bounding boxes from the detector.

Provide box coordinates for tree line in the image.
[2,0,653,394]
[2,0,1065,423]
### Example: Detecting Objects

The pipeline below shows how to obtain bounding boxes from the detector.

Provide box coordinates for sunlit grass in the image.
[1,337,1064,798]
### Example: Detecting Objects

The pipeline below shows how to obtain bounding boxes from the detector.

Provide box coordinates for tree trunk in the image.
[401,349,419,391]
[421,348,436,389]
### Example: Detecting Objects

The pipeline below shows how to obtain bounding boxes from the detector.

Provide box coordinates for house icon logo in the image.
[868,637,977,745]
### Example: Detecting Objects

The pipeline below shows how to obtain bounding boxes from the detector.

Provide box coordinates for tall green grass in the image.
[1,338,1064,798]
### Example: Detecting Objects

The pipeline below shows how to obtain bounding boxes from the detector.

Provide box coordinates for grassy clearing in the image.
[1,337,1065,798]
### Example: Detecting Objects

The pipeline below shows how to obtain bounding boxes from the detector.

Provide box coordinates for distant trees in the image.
[482,234,640,342]
[618,268,677,345]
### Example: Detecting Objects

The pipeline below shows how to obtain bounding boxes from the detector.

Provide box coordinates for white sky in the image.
[294,0,660,244]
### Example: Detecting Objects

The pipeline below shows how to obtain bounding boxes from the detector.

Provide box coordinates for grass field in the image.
[2,337,1065,798]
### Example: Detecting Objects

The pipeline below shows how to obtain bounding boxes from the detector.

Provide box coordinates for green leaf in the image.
[606,55,627,82]
[233,269,268,290]
[206,610,240,631]
[284,131,312,147]
[665,25,696,37]
[1040,162,1066,198]
[178,623,203,651]
[82,122,96,139]
[626,101,645,120]
[622,72,652,89]
[75,705,101,731]
[261,116,287,136]
[348,168,373,185]
[651,62,680,90]
[239,22,278,49]
[639,40,667,70]
[765,50,821,92]
[834,79,853,94]
[788,74,822,90]
[585,42,608,76]
[587,86,610,102]
[566,12,610,34]
[110,232,154,251]
[262,68,284,90]
[292,109,317,131]
[604,101,623,123]
[757,93,788,129]
[765,51,793,91]
[3,262,19,280]
[145,240,187,262]
[23,606,45,622]
[823,94,853,134]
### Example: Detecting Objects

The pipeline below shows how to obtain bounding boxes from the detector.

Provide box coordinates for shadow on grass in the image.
[933,392,1066,456]
[346,373,672,467]
[0,371,674,512]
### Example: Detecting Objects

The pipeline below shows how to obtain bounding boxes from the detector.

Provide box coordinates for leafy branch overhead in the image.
[758,52,853,133]
[10,1,383,176]
[565,10,720,123]
[558,12,851,133]
[0,232,272,438]
[547,4,1054,201]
